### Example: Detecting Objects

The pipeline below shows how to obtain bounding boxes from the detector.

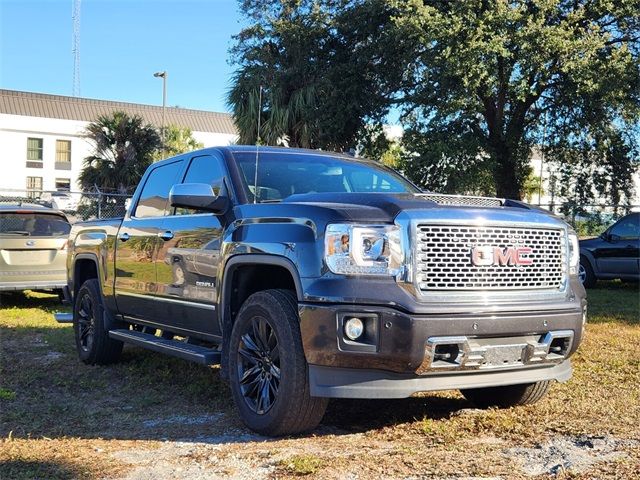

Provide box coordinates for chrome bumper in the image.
[420,330,574,373]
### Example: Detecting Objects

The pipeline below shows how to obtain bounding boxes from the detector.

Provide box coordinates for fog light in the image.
[344,317,364,341]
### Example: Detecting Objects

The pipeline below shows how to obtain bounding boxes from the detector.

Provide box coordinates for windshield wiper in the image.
[1,231,31,236]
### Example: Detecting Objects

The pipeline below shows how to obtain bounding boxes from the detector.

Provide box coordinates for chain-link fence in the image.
[0,189,132,223]
[1,188,636,234]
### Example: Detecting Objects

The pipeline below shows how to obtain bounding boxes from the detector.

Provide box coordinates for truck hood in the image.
[281,192,540,224]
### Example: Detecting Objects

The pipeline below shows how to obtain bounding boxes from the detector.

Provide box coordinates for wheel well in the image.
[74,258,98,297]
[228,264,297,321]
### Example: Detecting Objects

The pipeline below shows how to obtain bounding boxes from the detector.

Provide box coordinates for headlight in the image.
[324,224,403,276]
[568,232,579,275]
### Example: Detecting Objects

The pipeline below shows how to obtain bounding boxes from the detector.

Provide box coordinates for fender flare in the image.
[219,254,304,378]
[72,253,121,331]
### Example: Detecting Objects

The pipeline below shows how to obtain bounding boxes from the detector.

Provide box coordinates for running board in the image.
[54,313,73,323]
[108,329,221,365]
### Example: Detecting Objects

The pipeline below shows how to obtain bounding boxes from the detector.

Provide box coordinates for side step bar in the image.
[108,329,221,366]
[54,313,73,323]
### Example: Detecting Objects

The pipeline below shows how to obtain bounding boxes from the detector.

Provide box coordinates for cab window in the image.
[175,155,226,215]
[133,161,183,218]
[609,214,640,240]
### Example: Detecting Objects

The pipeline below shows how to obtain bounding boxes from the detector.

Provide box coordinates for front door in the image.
[595,213,640,276]
[153,153,228,337]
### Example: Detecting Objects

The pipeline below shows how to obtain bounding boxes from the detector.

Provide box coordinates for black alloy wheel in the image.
[76,291,95,353]
[73,278,123,365]
[237,315,281,414]
[228,289,328,436]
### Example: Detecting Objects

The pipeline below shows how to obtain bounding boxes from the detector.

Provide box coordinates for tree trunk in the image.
[492,143,522,200]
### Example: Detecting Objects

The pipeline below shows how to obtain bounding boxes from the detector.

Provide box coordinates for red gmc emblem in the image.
[471,246,533,266]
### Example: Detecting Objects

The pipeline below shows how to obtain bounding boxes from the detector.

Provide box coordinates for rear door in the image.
[114,159,184,320]
[0,211,70,287]
[154,153,227,337]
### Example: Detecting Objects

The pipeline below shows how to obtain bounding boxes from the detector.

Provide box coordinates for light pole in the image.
[153,71,167,156]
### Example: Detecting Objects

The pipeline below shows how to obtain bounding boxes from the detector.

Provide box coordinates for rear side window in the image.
[0,213,70,237]
[134,161,183,218]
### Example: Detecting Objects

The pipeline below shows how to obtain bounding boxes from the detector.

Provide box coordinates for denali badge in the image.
[471,246,533,266]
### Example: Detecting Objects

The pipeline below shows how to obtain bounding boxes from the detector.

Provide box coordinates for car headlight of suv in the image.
[568,232,579,275]
[324,224,403,276]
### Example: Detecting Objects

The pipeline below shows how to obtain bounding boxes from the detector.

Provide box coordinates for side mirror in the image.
[169,181,229,214]
[600,231,611,242]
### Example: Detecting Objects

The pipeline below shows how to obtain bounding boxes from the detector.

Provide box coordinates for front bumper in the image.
[299,302,584,398]
[309,361,572,398]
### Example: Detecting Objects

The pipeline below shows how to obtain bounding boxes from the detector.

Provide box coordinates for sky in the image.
[0,0,246,113]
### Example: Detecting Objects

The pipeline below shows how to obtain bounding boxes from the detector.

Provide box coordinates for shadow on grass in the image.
[0,290,68,313]
[0,320,474,445]
[0,459,79,480]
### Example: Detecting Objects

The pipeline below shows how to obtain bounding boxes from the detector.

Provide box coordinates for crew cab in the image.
[60,146,586,436]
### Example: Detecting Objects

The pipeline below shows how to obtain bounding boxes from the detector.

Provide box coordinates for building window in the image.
[56,140,71,162]
[55,178,71,191]
[26,176,43,198]
[27,138,44,168]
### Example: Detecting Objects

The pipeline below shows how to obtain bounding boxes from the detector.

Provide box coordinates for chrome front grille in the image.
[415,225,566,291]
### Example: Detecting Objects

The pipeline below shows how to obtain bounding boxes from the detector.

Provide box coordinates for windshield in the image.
[0,213,71,237]
[234,151,419,202]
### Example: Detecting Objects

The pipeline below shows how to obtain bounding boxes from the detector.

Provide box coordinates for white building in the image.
[0,89,237,194]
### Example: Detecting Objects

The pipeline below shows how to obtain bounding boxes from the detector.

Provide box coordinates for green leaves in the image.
[80,111,161,194]
[230,0,639,202]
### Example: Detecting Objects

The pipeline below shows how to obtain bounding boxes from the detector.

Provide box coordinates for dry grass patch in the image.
[0,282,638,479]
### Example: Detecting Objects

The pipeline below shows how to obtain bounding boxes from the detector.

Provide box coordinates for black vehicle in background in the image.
[579,212,640,288]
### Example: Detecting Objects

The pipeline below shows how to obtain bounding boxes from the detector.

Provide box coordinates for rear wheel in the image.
[228,289,328,436]
[73,279,123,365]
[460,381,551,408]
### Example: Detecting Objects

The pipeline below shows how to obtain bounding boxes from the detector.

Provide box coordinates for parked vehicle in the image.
[579,212,640,287]
[0,203,70,295]
[41,191,79,212]
[59,146,586,436]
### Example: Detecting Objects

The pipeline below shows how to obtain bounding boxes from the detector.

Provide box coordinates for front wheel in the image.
[460,381,551,408]
[579,258,597,288]
[73,279,123,365]
[228,289,328,436]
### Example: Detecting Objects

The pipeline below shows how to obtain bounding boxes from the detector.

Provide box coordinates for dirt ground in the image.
[1,283,639,479]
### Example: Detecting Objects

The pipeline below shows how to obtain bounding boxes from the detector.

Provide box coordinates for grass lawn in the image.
[0,281,638,479]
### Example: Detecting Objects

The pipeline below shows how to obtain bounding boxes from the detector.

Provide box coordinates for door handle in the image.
[118,232,130,242]
[158,231,174,241]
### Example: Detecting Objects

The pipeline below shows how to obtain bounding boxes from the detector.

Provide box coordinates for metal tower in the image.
[72,0,81,96]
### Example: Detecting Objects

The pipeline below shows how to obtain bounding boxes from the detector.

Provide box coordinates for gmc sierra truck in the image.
[60,146,586,436]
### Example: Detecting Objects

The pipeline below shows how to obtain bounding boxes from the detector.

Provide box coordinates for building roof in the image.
[0,89,237,135]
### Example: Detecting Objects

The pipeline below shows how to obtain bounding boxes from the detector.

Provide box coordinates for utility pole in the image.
[153,71,167,156]
[72,0,81,96]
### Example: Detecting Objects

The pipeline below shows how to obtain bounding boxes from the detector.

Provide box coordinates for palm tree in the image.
[79,111,161,194]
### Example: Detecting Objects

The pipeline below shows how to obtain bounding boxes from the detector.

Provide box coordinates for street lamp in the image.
[153,71,167,156]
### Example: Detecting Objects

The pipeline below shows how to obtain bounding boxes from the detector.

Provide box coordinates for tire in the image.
[460,381,551,409]
[73,279,123,365]
[579,257,597,288]
[228,289,328,436]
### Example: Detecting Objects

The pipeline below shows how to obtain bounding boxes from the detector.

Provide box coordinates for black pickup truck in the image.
[60,146,586,436]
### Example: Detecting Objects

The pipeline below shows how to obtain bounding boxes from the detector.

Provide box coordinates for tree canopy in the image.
[79,111,161,194]
[230,0,640,201]
[153,124,204,161]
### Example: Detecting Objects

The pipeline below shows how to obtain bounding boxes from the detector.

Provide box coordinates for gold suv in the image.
[0,203,71,294]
